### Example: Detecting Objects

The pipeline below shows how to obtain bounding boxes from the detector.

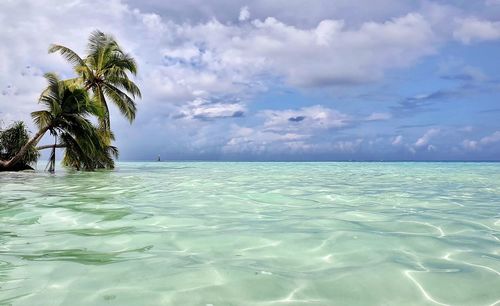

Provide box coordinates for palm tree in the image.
[0,31,140,172]
[49,30,141,133]
[0,121,40,170]
[36,73,120,171]
[0,73,105,171]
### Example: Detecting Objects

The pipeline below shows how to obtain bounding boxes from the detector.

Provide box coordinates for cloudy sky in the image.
[1,0,500,161]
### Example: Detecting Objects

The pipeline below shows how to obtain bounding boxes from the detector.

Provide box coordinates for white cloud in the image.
[462,139,479,151]
[480,131,500,145]
[437,58,488,81]
[462,131,500,151]
[260,105,351,132]
[392,135,403,146]
[332,139,364,153]
[176,98,246,120]
[246,13,436,86]
[222,126,365,156]
[223,105,353,155]
[239,6,250,21]
[138,12,166,33]
[453,18,500,43]
[414,128,440,148]
[222,125,312,155]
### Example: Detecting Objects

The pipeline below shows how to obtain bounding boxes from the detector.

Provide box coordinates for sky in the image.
[1,0,500,161]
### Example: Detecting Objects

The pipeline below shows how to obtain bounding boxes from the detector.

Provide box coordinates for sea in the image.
[1,162,499,305]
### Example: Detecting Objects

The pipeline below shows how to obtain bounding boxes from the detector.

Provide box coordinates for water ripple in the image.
[0,162,499,305]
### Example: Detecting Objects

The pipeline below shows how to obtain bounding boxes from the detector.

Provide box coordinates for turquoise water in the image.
[0,162,499,305]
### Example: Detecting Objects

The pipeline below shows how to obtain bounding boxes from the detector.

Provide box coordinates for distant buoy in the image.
[157,155,161,162]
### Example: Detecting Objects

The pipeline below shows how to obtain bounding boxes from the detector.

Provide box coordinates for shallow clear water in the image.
[0,162,499,306]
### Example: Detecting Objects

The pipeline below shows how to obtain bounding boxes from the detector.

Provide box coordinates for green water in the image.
[0,162,499,305]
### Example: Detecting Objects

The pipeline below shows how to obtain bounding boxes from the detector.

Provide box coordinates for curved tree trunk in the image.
[0,126,50,170]
[37,144,66,150]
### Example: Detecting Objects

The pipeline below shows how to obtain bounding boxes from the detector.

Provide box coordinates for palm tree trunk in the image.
[37,144,66,150]
[96,87,111,134]
[46,136,57,173]
[0,126,50,170]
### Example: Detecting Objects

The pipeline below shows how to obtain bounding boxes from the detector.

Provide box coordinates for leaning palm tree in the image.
[0,121,40,170]
[49,30,141,133]
[0,73,107,171]
[34,73,119,171]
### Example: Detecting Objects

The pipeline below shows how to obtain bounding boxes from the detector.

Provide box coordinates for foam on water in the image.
[0,162,499,305]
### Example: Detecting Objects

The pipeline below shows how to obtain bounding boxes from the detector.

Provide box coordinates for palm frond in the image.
[31,110,52,129]
[0,121,40,164]
[87,30,109,54]
[48,45,86,69]
[106,75,141,99]
[102,83,137,122]
[103,52,138,75]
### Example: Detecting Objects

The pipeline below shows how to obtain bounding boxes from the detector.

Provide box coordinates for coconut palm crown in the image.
[49,30,141,131]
